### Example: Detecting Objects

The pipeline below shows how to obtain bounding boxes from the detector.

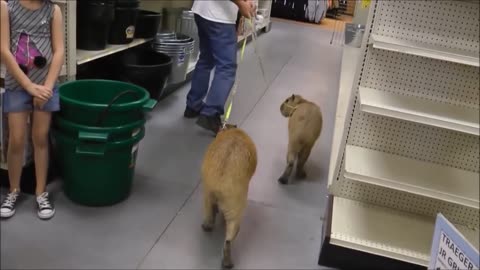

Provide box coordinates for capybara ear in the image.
[291,94,295,100]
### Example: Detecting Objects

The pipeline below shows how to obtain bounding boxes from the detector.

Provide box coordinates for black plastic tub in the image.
[135,10,163,39]
[77,1,115,50]
[109,7,139,44]
[121,49,172,100]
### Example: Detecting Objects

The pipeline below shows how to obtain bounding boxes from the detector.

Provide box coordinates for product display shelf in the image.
[359,87,480,136]
[344,145,479,209]
[76,38,152,65]
[65,0,272,81]
[320,0,480,268]
[330,197,479,267]
[369,34,480,67]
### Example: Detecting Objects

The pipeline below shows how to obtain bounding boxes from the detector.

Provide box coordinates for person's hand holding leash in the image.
[233,0,254,19]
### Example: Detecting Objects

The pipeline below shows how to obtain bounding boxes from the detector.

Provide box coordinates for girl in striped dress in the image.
[0,0,64,220]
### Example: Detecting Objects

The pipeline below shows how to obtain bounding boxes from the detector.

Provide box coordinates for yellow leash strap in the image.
[222,18,250,128]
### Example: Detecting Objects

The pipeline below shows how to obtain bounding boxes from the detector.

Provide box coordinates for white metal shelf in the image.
[344,145,480,209]
[76,38,152,65]
[359,87,480,136]
[370,34,480,67]
[331,197,480,267]
[325,0,480,267]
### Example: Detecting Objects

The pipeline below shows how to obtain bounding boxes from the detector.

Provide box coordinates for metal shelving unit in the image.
[320,0,480,268]
[67,0,272,81]
[1,0,273,171]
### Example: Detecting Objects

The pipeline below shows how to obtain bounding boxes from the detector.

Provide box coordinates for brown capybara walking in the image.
[278,94,322,185]
[201,126,257,269]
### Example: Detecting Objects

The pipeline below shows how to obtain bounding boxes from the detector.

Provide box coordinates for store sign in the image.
[429,213,479,270]
[361,0,371,9]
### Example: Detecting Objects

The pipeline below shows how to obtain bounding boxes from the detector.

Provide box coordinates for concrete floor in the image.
[1,19,342,269]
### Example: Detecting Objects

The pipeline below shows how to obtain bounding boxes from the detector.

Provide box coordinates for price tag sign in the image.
[429,213,479,270]
[361,0,371,9]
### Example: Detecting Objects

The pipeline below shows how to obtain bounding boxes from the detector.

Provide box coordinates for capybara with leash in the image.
[278,94,322,185]
[201,125,257,269]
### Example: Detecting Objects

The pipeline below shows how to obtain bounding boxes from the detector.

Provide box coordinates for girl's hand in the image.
[26,83,52,101]
[33,97,48,110]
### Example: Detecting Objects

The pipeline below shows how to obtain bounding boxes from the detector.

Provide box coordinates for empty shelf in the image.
[77,38,151,65]
[330,197,480,266]
[344,145,480,209]
[370,34,479,67]
[359,87,480,136]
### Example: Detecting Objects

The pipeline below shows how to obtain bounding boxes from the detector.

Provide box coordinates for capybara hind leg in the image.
[202,193,217,232]
[279,150,296,185]
[222,219,241,269]
[296,146,312,179]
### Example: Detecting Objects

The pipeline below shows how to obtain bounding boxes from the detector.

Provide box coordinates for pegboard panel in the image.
[347,105,479,173]
[328,0,480,262]
[361,48,480,109]
[372,0,480,55]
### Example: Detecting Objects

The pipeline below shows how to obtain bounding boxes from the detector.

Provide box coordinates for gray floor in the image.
[1,20,342,269]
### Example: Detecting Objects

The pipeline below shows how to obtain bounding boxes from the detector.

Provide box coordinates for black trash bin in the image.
[135,10,163,39]
[77,1,115,50]
[121,49,172,100]
[109,2,140,45]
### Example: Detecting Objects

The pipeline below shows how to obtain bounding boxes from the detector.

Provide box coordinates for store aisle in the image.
[0,20,342,269]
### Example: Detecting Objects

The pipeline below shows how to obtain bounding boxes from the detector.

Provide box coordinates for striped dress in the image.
[5,0,55,91]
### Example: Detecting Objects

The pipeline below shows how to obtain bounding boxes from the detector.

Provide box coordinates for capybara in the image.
[278,94,322,185]
[201,126,257,269]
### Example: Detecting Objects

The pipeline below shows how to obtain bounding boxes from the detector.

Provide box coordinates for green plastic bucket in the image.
[58,79,157,127]
[54,116,145,142]
[53,127,145,206]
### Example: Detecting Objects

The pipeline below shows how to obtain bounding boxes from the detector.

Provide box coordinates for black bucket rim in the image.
[122,50,173,68]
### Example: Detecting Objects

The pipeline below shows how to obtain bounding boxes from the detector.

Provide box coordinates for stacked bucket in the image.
[152,33,195,84]
[53,80,157,206]
[178,10,200,63]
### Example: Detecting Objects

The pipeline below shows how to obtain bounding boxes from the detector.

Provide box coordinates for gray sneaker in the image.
[1,191,20,219]
[36,192,55,220]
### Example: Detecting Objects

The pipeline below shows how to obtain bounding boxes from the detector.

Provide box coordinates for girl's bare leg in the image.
[7,112,29,192]
[31,111,51,196]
